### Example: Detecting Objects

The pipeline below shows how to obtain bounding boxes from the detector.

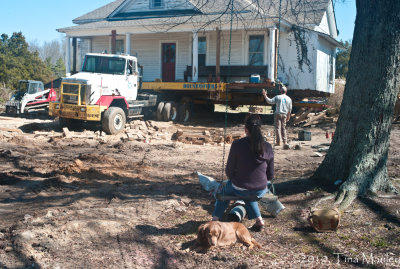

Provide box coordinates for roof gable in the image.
[108,0,201,20]
[69,0,335,35]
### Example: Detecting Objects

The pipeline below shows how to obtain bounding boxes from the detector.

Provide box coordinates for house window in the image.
[116,40,124,54]
[198,37,206,66]
[150,0,163,9]
[249,35,264,66]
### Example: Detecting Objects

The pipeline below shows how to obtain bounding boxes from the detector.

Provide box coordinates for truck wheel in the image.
[102,107,126,135]
[163,102,178,121]
[178,103,191,122]
[156,102,165,121]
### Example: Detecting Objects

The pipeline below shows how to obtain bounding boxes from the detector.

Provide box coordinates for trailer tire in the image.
[156,102,165,121]
[102,107,126,135]
[163,102,178,122]
[178,103,191,122]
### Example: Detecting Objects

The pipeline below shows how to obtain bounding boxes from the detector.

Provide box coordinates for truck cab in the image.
[79,53,139,102]
[49,53,155,134]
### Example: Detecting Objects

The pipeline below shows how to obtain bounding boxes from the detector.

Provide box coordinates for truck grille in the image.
[62,84,79,104]
[62,84,89,105]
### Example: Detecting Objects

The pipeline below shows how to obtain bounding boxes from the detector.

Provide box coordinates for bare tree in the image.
[29,39,66,78]
[312,0,400,209]
[29,39,64,66]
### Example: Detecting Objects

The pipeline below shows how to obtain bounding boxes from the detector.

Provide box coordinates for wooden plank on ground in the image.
[0,127,22,133]
[303,110,327,127]
[293,108,311,125]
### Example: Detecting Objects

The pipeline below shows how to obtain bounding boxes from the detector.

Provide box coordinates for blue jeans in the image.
[212,180,268,220]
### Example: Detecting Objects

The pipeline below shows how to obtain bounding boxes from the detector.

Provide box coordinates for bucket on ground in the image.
[298,130,312,141]
[260,196,285,217]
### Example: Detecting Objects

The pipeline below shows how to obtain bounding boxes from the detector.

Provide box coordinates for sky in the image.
[0,0,356,45]
[334,0,356,42]
[0,0,113,45]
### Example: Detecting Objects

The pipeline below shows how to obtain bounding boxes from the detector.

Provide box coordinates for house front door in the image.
[162,43,176,82]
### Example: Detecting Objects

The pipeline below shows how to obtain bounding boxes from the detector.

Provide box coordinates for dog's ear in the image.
[197,223,209,245]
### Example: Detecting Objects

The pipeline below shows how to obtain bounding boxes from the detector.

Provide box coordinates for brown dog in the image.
[197,221,261,249]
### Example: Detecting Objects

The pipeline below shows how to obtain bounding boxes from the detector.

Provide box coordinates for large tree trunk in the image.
[313,0,400,209]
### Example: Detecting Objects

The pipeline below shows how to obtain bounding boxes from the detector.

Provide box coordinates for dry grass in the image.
[0,87,13,104]
[327,80,345,114]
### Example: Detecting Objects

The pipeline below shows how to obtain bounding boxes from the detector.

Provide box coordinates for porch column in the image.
[72,37,77,74]
[192,31,198,82]
[126,33,131,55]
[111,30,117,54]
[65,36,71,77]
[216,28,221,82]
[268,27,276,82]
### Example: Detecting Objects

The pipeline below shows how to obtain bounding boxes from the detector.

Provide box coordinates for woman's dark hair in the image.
[245,114,265,155]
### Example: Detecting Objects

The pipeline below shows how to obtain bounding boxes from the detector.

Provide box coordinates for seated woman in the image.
[212,114,274,231]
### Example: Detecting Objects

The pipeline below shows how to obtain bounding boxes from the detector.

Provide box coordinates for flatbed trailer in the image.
[141,81,279,106]
[139,81,282,122]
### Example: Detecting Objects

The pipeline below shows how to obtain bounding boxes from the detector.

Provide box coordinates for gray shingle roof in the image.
[72,0,125,24]
[192,0,330,25]
[65,0,331,32]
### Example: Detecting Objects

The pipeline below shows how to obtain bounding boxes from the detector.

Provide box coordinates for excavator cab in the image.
[10,80,44,101]
[6,80,48,115]
[27,81,44,95]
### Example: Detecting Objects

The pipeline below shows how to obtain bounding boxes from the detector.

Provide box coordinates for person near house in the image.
[212,114,274,231]
[262,86,292,146]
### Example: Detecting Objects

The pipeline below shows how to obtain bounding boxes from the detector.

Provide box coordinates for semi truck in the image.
[6,80,57,115]
[49,53,281,134]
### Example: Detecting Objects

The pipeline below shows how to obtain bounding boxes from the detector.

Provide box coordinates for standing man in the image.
[262,86,292,146]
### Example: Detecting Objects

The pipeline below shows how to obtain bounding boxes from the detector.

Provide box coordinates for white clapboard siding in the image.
[316,36,335,93]
[91,36,110,53]
[277,31,317,91]
[207,30,244,66]
[131,32,190,81]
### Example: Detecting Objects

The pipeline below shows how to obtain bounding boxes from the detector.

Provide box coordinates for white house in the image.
[58,0,341,94]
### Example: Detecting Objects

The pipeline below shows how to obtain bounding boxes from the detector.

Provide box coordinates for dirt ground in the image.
[0,111,399,269]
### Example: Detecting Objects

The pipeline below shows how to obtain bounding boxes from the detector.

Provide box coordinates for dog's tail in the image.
[251,238,262,248]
